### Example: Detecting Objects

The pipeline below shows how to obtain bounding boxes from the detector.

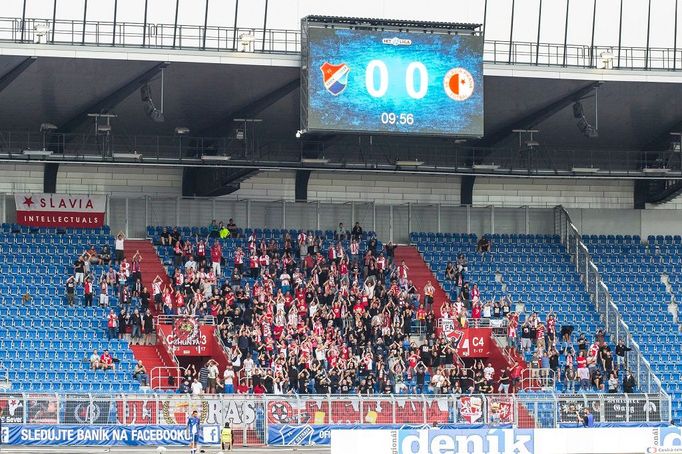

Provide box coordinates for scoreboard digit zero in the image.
[301,18,484,137]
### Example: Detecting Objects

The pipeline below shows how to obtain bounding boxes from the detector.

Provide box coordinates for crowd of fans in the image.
[59,218,635,395]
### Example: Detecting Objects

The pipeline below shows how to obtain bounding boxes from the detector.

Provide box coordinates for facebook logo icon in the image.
[1,426,9,444]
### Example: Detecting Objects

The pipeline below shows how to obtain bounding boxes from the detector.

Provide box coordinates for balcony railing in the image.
[2,16,682,71]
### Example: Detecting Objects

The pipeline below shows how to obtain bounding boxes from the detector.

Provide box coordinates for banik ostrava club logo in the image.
[321,62,350,96]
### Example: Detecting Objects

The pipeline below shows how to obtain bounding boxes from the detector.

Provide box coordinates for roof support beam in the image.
[186,78,301,196]
[0,57,36,95]
[45,62,167,193]
[461,81,602,201]
[58,62,169,133]
[199,77,300,136]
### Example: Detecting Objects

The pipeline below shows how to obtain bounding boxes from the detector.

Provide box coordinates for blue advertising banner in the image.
[302,25,484,137]
[268,424,430,446]
[0,424,221,446]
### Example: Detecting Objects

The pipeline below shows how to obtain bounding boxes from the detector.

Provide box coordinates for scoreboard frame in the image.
[300,16,484,138]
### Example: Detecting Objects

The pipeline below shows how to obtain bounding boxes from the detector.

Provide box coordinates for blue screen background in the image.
[305,28,484,136]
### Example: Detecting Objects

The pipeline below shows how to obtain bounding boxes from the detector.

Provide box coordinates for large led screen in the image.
[301,25,484,137]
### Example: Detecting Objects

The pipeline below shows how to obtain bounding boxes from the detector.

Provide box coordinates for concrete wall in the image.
[235,171,462,203]
[0,163,681,237]
[56,165,182,196]
[0,164,183,196]
[473,178,633,209]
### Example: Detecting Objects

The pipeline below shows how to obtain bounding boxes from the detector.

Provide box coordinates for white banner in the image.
[332,427,682,454]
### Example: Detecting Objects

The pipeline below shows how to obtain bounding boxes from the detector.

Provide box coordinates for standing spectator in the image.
[564,364,577,393]
[623,370,636,393]
[99,276,109,307]
[498,367,511,394]
[207,359,219,394]
[423,281,435,311]
[335,223,346,241]
[224,365,235,394]
[607,372,619,393]
[211,241,222,277]
[100,243,111,265]
[191,378,203,395]
[143,309,154,345]
[351,222,363,241]
[209,219,219,238]
[74,255,85,285]
[130,309,142,344]
[227,218,238,238]
[615,339,631,369]
[65,276,76,306]
[114,232,126,265]
[118,309,129,341]
[577,354,590,391]
[83,276,93,307]
[199,362,210,392]
[152,275,163,312]
[107,310,117,340]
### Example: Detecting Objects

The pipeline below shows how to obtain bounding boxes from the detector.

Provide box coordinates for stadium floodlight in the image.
[301,157,329,164]
[201,155,231,161]
[642,167,671,174]
[40,123,58,132]
[572,167,600,173]
[472,163,500,170]
[22,149,53,157]
[396,160,424,167]
[112,152,142,160]
[174,127,190,135]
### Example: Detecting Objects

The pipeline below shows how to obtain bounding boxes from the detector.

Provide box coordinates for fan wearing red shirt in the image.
[210,241,222,276]
[249,254,259,278]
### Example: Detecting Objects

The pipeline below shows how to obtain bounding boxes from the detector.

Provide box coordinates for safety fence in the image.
[0,196,557,244]
[2,16,682,72]
[0,392,670,445]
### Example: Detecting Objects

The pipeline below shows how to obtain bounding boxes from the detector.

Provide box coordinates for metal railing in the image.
[0,392,670,433]
[156,314,216,326]
[554,206,667,399]
[149,365,185,390]
[520,367,557,391]
[2,16,682,71]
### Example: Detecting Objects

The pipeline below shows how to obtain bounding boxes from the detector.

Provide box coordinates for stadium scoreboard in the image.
[300,17,484,137]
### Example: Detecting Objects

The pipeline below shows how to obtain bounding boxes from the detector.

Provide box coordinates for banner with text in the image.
[14,193,106,228]
[331,427,682,454]
[0,424,220,446]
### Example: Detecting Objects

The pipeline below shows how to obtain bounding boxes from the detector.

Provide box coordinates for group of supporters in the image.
[154,222,524,396]
[62,218,635,396]
[511,313,636,393]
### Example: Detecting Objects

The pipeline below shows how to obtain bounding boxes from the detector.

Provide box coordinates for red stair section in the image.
[393,245,450,314]
[124,239,173,378]
[125,239,171,317]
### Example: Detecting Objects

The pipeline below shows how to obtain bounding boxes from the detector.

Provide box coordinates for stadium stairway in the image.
[124,240,174,384]
[394,245,450,315]
[124,239,170,317]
